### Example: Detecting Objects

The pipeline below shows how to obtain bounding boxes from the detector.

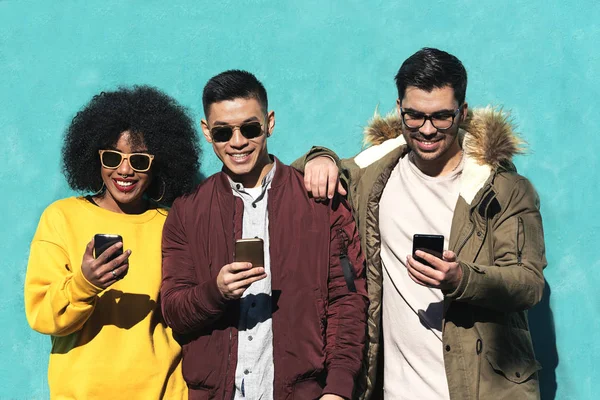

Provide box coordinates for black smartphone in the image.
[94,234,123,262]
[234,238,264,267]
[412,234,444,267]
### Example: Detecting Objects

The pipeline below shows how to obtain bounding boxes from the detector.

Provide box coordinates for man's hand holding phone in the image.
[406,250,462,291]
[81,237,131,289]
[217,262,267,300]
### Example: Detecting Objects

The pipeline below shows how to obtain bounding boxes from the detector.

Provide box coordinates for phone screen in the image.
[234,238,264,267]
[94,234,123,261]
[412,234,444,267]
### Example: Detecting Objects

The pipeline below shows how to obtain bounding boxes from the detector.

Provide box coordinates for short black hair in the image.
[202,70,268,117]
[395,48,468,105]
[62,85,201,206]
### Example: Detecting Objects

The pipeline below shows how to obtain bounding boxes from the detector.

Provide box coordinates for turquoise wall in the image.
[1,1,598,398]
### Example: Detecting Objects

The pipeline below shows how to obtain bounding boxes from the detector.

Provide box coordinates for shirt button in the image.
[244,369,250,375]
[445,345,451,352]
[251,302,256,308]
[248,336,253,341]
[515,372,521,378]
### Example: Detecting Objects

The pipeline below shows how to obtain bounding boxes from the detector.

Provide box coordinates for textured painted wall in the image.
[1,1,598,398]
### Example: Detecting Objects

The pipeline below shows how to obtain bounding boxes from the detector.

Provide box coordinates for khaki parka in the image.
[297,107,547,400]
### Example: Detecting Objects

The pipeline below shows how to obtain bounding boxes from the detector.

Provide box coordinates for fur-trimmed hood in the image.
[355,107,525,204]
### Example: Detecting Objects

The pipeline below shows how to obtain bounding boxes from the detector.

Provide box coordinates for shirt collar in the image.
[228,162,277,196]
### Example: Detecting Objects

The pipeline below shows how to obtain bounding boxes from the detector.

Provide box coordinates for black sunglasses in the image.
[98,150,154,172]
[209,121,265,143]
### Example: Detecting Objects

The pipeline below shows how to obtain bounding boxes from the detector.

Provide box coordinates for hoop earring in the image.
[150,177,166,203]
[92,182,106,196]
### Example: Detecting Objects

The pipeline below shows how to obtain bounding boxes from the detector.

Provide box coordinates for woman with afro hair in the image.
[24,85,200,399]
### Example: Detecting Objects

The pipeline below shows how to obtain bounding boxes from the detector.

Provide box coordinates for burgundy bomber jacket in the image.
[161,158,368,400]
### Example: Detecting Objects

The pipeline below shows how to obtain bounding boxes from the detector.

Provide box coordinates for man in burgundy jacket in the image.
[161,70,368,400]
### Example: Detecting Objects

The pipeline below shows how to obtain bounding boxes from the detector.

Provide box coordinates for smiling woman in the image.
[96,132,155,214]
[24,86,200,400]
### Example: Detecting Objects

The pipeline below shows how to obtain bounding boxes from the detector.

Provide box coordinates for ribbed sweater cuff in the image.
[70,268,103,303]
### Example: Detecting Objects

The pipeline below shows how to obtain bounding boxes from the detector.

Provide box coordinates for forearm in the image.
[290,146,341,172]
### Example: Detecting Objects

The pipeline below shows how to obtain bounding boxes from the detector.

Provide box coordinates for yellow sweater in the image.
[25,197,186,400]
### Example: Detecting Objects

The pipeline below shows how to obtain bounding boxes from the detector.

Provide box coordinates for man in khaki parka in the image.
[297,48,546,400]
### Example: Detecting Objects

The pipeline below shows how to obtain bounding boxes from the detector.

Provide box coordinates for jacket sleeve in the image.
[161,197,228,334]
[322,199,369,399]
[24,206,103,336]
[289,146,341,172]
[446,177,547,312]
[290,146,365,213]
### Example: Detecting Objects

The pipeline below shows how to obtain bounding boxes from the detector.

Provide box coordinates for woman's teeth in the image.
[116,180,134,187]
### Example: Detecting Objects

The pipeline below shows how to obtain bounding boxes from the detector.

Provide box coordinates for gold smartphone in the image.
[234,238,264,267]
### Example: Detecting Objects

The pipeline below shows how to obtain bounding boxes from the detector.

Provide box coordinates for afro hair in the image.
[62,85,201,206]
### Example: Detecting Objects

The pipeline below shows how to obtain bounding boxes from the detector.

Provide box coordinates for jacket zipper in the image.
[486,197,495,266]
[474,333,483,400]
[516,216,524,265]
[337,228,357,293]
[223,201,236,400]
[455,187,493,257]
[455,223,475,258]
[223,328,232,400]
[456,187,495,400]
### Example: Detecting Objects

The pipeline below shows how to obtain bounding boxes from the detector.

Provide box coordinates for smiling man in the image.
[299,48,547,400]
[160,70,368,400]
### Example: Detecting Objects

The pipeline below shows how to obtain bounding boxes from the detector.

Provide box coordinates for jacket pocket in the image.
[291,377,323,400]
[313,287,327,337]
[480,350,541,399]
[188,386,211,400]
[485,351,541,383]
[180,331,224,391]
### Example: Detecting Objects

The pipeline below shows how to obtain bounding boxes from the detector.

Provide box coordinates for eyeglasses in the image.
[400,107,461,131]
[98,150,154,173]
[209,121,265,143]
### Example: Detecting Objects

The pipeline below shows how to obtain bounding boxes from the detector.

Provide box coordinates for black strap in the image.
[337,228,357,292]
[340,254,357,292]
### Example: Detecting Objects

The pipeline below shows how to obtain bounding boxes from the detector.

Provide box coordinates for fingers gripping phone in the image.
[234,238,264,267]
[94,234,123,262]
[412,234,444,267]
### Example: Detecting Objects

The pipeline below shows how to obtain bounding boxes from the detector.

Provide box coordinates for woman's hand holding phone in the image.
[216,262,267,300]
[81,237,131,289]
